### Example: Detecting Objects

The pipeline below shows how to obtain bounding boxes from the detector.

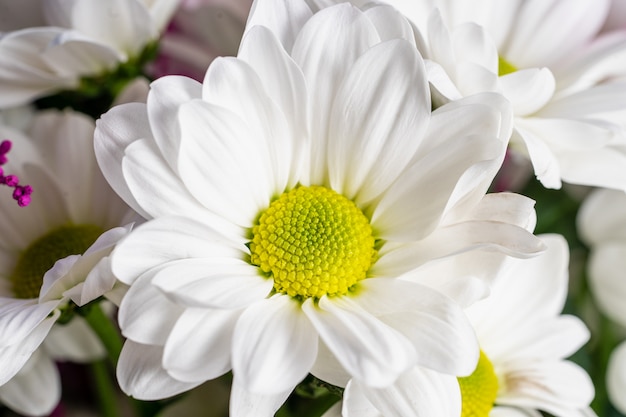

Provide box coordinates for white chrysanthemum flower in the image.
[371,0,626,192]
[0,0,180,108]
[0,109,137,416]
[95,0,544,414]
[321,235,594,417]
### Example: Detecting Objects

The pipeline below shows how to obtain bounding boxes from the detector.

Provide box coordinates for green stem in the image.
[82,302,123,367]
[90,360,120,417]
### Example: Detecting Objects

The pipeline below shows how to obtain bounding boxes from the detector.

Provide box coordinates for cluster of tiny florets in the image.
[250,186,376,299]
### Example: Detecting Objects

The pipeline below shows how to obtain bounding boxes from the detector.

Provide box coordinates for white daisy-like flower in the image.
[95,0,544,414]
[321,234,594,417]
[0,109,137,416]
[369,0,626,192]
[0,0,180,108]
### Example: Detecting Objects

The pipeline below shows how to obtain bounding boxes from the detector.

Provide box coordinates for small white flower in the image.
[96,1,544,415]
[375,0,626,192]
[0,109,136,416]
[0,0,180,107]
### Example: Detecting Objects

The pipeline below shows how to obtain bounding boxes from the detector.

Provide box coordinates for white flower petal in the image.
[0,350,60,417]
[500,68,555,116]
[163,307,240,383]
[0,309,59,385]
[244,0,313,53]
[497,360,594,417]
[353,278,479,376]
[505,0,609,68]
[176,99,272,227]
[232,295,318,394]
[112,216,245,285]
[350,366,461,417]
[374,220,546,277]
[70,0,155,55]
[328,39,429,204]
[152,259,272,310]
[490,406,543,417]
[238,25,309,186]
[95,102,153,219]
[117,340,201,401]
[41,32,122,76]
[0,298,60,348]
[291,3,379,184]
[229,377,293,417]
[363,4,416,45]
[372,132,501,241]
[118,269,184,346]
[303,296,415,388]
[202,56,293,194]
[146,75,202,172]
[607,341,626,414]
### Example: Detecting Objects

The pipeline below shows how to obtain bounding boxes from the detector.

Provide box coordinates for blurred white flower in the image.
[0,0,180,107]
[151,0,252,80]
[0,109,136,416]
[577,188,626,329]
[321,235,594,417]
[607,341,626,414]
[373,0,626,192]
[95,0,544,415]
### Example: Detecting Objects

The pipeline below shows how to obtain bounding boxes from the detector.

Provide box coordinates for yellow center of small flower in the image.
[250,186,376,299]
[9,224,104,299]
[458,350,499,417]
[498,56,517,76]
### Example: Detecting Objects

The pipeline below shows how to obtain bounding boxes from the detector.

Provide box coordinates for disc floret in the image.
[250,186,376,299]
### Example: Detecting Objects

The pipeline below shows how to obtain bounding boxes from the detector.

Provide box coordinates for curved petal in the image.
[373,220,546,277]
[577,188,626,244]
[163,307,240,383]
[146,75,202,172]
[232,295,318,394]
[302,296,415,388]
[238,25,309,186]
[0,298,60,348]
[0,350,60,417]
[152,258,272,310]
[0,309,59,385]
[44,315,105,362]
[349,366,461,417]
[176,99,273,227]
[500,68,555,116]
[353,278,479,376]
[243,0,313,53]
[290,3,380,184]
[118,268,184,346]
[327,39,429,205]
[497,360,594,416]
[111,216,246,285]
[202,56,293,194]
[229,378,292,417]
[94,102,152,219]
[117,340,201,401]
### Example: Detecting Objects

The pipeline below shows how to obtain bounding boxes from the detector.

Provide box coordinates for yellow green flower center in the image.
[458,350,499,417]
[9,224,104,299]
[250,185,376,299]
[498,56,517,76]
